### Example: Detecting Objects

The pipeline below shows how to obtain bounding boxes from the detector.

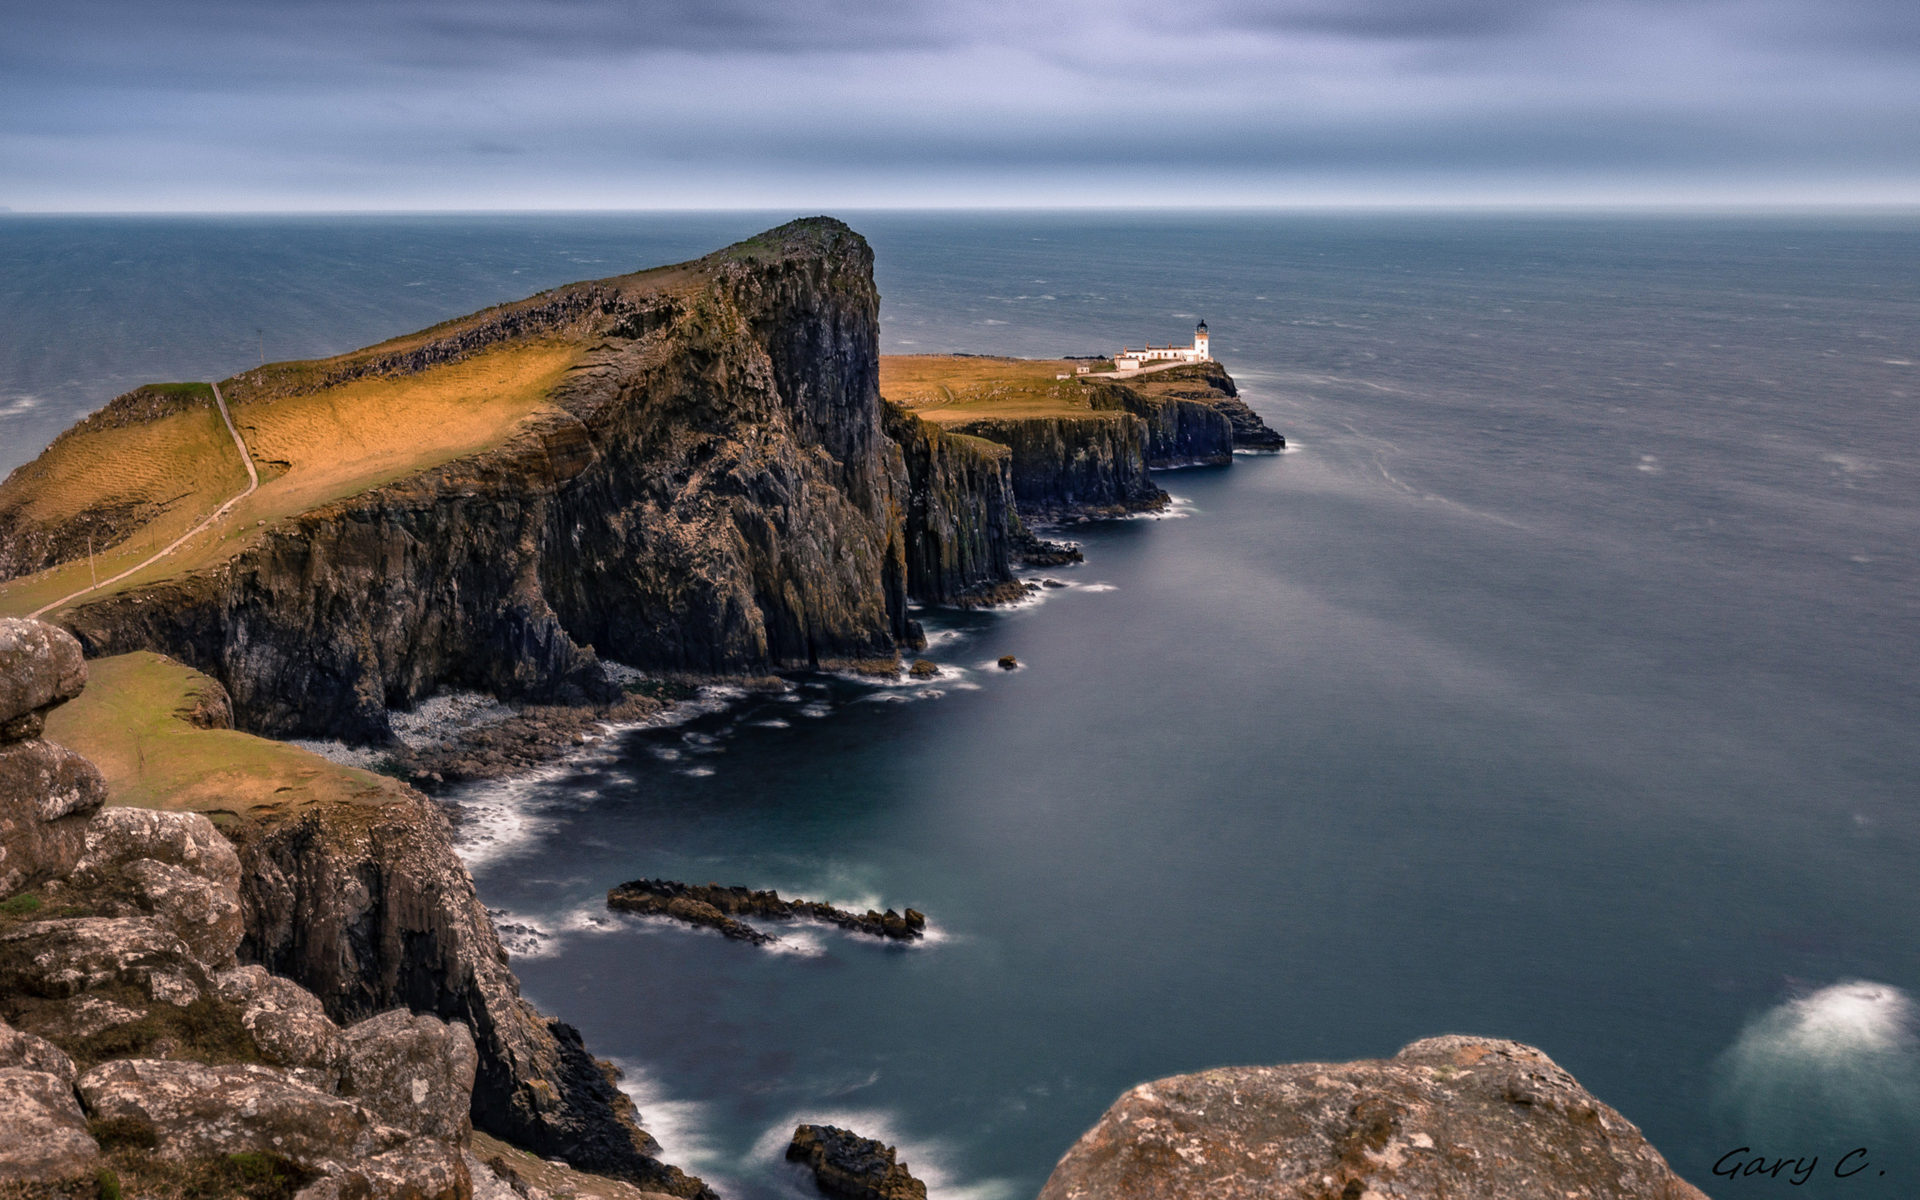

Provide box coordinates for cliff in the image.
[942,414,1168,520]
[882,403,1023,604]
[1038,1036,1707,1200]
[34,640,711,1197]
[0,219,1021,744]
[1086,359,1283,465]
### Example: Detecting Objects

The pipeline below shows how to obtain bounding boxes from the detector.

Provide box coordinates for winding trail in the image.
[30,382,258,618]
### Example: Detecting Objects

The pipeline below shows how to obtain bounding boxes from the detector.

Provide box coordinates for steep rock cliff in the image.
[943,414,1168,521]
[45,220,974,743]
[882,404,1022,604]
[1085,381,1236,467]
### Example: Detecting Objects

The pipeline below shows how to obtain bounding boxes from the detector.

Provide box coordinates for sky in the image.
[2,0,1916,210]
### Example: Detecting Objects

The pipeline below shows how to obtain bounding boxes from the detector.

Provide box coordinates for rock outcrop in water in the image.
[786,1124,928,1200]
[608,877,926,945]
[1037,1035,1708,1200]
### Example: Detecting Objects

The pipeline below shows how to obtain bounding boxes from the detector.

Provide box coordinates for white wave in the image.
[920,627,966,649]
[799,703,832,718]
[1714,980,1920,1147]
[609,1059,726,1177]
[748,1107,1017,1200]
[449,774,554,870]
[650,746,683,762]
[679,765,716,778]
[759,928,827,957]
[754,718,791,729]
[1079,582,1117,592]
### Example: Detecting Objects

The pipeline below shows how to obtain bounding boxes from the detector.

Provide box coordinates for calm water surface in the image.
[4,212,1917,1198]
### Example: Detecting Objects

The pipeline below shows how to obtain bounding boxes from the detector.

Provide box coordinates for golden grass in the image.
[42,652,413,822]
[0,339,577,617]
[880,355,1121,424]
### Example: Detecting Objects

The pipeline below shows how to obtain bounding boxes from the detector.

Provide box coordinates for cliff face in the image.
[233,793,711,1197]
[45,220,1000,743]
[944,414,1168,521]
[882,404,1022,604]
[1086,382,1236,468]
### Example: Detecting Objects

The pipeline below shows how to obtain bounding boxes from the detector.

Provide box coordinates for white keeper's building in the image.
[1114,321,1210,372]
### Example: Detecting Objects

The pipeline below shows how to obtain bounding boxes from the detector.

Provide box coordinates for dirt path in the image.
[31,382,258,618]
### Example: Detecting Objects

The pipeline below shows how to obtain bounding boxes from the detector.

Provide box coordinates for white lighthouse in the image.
[1113,320,1214,372]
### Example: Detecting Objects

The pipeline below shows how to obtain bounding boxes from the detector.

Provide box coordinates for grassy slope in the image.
[880,355,1126,424]
[42,652,412,824]
[0,339,578,617]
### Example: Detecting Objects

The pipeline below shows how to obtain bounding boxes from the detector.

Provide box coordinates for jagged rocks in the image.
[118,856,246,969]
[77,1058,411,1171]
[0,739,108,897]
[945,414,1167,521]
[0,1066,101,1180]
[294,1138,472,1200]
[1036,1035,1708,1200]
[0,916,205,1003]
[0,1015,77,1081]
[74,804,244,895]
[785,1124,927,1200]
[608,878,925,944]
[220,965,350,1083]
[343,1008,482,1143]
[0,616,88,741]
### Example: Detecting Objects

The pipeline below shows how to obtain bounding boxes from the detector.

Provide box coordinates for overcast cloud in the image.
[2,0,1915,209]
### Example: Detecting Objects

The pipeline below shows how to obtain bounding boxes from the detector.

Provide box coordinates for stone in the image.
[0,1015,77,1083]
[0,738,109,897]
[230,969,350,1082]
[121,856,246,968]
[0,1066,101,1180]
[295,1139,473,1200]
[785,1124,927,1200]
[0,618,87,741]
[997,655,1018,670]
[76,1058,409,1172]
[1036,1035,1709,1200]
[0,916,204,1002]
[75,805,243,895]
[35,993,147,1040]
[342,1008,481,1143]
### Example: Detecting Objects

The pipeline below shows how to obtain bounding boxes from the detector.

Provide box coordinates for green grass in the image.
[41,652,414,820]
[0,892,42,917]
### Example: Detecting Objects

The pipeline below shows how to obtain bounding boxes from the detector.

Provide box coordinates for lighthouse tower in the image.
[1193,320,1210,361]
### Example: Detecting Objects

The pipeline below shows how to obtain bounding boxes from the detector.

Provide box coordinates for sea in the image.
[3,211,1917,1199]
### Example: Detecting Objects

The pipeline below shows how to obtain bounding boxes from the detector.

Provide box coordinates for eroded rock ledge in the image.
[607,878,926,946]
[1037,1035,1708,1200]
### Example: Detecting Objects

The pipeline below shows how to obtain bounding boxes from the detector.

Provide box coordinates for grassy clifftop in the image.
[880,355,1124,423]
[41,651,413,822]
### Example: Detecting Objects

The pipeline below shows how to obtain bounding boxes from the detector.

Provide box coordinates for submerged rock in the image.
[786,1123,927,1200]
[1037,1035,1708,1200]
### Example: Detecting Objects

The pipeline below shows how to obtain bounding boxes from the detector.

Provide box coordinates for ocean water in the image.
[4,211,1918,1198]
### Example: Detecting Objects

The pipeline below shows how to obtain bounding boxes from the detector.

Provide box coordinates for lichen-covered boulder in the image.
[0,738,108,897]
[0,915,204,1004]
[76,1058,410,1172]
[0,618,87,742]
[342,1009,480,1143]
[0,1015,77,1083]
[785,1124,927,1200]
[294,1138,473,1200]
[74,805,243,895]
[219,966,349,1083]
[1037,1036,1709,1200]
[0,1066,101,1180]
[121,856,245,968]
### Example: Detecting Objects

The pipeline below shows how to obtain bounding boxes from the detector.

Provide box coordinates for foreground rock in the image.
[1037,1035,1708,1200]
[0,1065,101,1180]
[786,1124,927,1200]
[608,878,925,944]
[0,619,107,895]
